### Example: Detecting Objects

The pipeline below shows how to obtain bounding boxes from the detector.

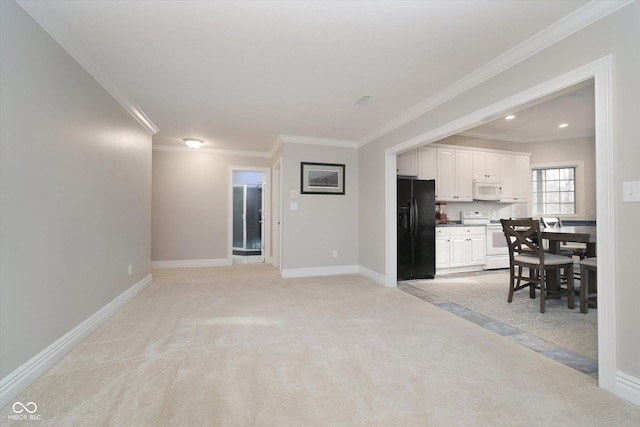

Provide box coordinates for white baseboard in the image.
[616,371,640,406]
[281,265,359,278]
[358,266,387,286]
[0,274,153,409]
[151,258,230,269]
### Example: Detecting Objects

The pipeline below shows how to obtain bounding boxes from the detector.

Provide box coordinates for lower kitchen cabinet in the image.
[436,226,486,272]
[435,229,450,270]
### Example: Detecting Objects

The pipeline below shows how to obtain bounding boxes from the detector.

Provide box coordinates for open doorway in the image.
[385,57,615,391]
[232,170,266,264]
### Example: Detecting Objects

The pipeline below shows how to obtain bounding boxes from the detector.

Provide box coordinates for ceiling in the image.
[461,80,595,143]
[19,0,611,153]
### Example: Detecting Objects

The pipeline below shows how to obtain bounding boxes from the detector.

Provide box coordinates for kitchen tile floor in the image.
[399,279,599,379]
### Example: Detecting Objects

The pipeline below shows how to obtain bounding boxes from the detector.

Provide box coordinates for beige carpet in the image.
[405,270,598,360]
[2,264,639,426]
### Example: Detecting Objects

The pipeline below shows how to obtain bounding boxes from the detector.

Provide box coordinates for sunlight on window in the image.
[532,167,576,215]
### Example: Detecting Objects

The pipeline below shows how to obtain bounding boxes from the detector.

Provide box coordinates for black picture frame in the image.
[300,162,345,195]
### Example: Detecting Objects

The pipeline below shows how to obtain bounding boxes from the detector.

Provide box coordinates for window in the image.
[532,167,575,215]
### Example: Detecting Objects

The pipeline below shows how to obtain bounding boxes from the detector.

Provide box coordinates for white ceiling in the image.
[19,0,615,152]
[462,80,595,143]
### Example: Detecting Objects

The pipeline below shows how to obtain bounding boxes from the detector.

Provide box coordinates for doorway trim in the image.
[384,55,616,392]
[272,159,282,271]
[228,166,271,264]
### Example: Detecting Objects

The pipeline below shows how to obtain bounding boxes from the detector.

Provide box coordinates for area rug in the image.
[404,270,598,361]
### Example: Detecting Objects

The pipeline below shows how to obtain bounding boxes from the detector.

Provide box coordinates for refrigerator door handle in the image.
[412,196,419,238]
[407,198,414,234]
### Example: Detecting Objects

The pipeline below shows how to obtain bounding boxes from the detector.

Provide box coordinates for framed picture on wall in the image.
[300,162,345,195]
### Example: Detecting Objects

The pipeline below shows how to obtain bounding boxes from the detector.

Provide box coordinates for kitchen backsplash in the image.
[441,201,529,223]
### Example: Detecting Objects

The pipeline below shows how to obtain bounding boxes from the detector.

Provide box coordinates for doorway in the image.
[232,170,266,264]
[385,57,615,391]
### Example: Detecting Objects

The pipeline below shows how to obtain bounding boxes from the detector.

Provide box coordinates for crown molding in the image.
[459,130,595,144]
[153,145,271,158]
[16,0,159,135]
[280,135,358,149]
[357,0,632,147]
[268,136,283,158]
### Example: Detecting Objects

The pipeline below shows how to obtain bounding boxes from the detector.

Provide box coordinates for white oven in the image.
[485,223,509,269]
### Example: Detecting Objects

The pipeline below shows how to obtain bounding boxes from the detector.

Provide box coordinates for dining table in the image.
[542,225,597,291]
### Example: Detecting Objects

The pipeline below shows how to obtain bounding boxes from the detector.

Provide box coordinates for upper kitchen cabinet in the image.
[500,154,531,202]
[417,146,437,181]
[397,149,418,176]
[473,151,500,181]
[436,147,473,201]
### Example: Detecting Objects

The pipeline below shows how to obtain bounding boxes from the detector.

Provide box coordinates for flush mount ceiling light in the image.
[558,123,569,128]
[183,138,203,149]
[505,115,516,120]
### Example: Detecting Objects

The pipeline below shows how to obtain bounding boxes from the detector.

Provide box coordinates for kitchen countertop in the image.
[436,222,489,227]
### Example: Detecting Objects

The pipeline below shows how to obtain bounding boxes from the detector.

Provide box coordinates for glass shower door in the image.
[232,184,263,256]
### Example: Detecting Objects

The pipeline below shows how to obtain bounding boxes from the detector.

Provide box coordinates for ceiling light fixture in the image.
[558,123,569,128]
[505,115,515,120]
[183,138,203,149]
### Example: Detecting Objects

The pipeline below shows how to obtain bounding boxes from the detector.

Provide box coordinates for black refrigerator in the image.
[397,178,436,280]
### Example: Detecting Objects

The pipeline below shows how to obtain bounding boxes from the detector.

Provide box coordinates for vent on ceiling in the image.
[354,95,372,107]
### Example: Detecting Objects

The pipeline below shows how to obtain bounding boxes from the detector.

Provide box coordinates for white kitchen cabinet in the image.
[417,146,437,181]
[435,227,450,270]
[449,227,486,267]
[500,154,531,202]
[397,149,418,176]
[435,226,486,271]
[513,155,531,202]
[473,151,500,181]
[436,147,473,201]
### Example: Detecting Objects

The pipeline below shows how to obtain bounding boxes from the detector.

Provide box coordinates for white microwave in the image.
[473,180,502,201]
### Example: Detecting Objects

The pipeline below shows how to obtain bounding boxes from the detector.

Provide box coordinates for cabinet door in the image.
[455,149,473,201]
[436,148,456,201]
[468,235,487,265]
[397,150,418,176]
[435,237,450,269]
[418,146,437,181]
[499,154,515,201]
[449,236,468,267]
[513,155,531,202]
[473,151,500,180]
[472,151,488,180]
[486,152,500,180]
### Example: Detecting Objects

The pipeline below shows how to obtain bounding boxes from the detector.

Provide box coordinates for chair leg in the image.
[580,263,589,313]
[529,268,536,299]
[539,271,545,313]
[566,264,575,310]
[508,265,515,303]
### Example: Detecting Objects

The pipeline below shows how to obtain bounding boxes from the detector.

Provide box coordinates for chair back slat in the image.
[500,218,545,266]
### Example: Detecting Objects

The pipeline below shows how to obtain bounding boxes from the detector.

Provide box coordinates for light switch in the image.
[290,190,298,198]
[623,181,640,203]
[290,202,298,210]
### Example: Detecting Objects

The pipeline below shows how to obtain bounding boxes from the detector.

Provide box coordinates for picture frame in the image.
[300,162,345,195]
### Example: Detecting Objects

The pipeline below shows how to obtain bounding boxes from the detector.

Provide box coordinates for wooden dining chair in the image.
[579,257,598,313]
[501,218,576,313]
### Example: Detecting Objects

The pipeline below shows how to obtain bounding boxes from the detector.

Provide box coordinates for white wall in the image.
[359,2,640,381]
[0,0,152,379]
[281,142,358,272]
[151,149,272,263]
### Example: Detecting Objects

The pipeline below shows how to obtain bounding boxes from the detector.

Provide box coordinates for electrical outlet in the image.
[332,249,338,258]
[128,264,132,276]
